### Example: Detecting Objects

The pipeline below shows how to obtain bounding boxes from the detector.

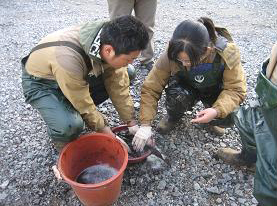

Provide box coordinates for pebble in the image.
[238,198,246,204]
[206,186,221,194]
[0,192,8,200]
[134,102,140,108]
[157,180,167,190]
[130,178,136,185]
[193,182,201,190]
[235,189,244,197]
[252,197,258,204]
[220,142,227,147]
[216,198,222,204]
[147,192,153,199]
[0,180,9,189]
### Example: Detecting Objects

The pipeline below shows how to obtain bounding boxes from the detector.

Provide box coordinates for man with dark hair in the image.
[21,15,149,150]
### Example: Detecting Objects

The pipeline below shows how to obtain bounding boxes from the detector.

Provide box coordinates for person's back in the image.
[25,25,87,80]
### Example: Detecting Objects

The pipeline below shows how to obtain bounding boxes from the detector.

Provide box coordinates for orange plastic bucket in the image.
[57,133,128,206]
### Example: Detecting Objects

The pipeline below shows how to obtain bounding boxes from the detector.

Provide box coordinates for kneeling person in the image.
[21,16,148,150]
[133,17,247,151]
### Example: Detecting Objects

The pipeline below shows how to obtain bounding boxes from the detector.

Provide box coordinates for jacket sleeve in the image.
[103,66,135,123]
[212,43,247,118]
[52,65,106,131]
[140,52,173,125]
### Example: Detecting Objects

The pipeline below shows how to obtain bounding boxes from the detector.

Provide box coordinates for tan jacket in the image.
[140,33,247,125]
[25,22,134,131]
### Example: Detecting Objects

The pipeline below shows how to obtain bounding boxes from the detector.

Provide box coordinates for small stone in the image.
[134,102,140,108]
[230,171,236,175]
[252,197,258,204]
[235,189,243,197]
[157,180,166,190]
[0,180,9,189]
[203,151,209,156]
[130,178,136,185]
[146,192,153,198]
[172,191,181,197]
[0,192,8,200]
[238,198,246,204]
[194,182,201,190]
[216,198,222,204]
[220,142,226,147]
[99,107,107,112]
[206,186,221,194]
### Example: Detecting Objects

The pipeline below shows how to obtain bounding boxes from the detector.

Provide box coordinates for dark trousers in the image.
[164,77,233,127]
[21,56,109,142]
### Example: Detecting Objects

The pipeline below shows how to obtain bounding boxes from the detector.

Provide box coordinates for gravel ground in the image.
[1,0,277,205]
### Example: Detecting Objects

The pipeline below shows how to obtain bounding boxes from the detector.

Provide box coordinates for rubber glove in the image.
[132,126,152,152]
[128,125,139,135]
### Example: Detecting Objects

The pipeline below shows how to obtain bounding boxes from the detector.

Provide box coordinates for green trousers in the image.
[234,105,277,206]
[21,56,108,143]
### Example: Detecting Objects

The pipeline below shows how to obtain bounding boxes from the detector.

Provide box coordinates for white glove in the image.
[132,126,152,152]
[128,125,139,135]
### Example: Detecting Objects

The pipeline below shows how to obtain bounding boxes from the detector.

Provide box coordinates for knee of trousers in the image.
[48,116,84,142]
[166,90,195,112]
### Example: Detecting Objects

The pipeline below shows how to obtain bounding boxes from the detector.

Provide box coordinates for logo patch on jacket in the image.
[195,75,205,83]
[89,28,102,59]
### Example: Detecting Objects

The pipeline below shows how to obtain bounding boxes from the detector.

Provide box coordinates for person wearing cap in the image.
[217,42,277,206]
[21,15,149,150]
[107,0,157,73]
[132,17,246,152]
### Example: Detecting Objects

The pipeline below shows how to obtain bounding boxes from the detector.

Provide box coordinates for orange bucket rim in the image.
[57,132,128,189]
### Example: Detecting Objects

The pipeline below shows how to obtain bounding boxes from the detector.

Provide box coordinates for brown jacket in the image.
[140,29,247,125]
[25,22,134,131]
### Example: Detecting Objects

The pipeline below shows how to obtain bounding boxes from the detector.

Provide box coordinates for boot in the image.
[157,115,178,134]
[208,125,225,136]
[216,148,256,171]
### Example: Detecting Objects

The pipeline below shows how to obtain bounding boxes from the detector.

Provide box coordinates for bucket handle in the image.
[52,165,111,190]
[52,165,64,181]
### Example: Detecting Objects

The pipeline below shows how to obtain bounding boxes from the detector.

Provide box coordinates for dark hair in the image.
[168,17,217,66]
[100,15,149,55]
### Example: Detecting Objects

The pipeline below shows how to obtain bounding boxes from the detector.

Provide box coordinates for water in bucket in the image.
[76,164,118,184]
